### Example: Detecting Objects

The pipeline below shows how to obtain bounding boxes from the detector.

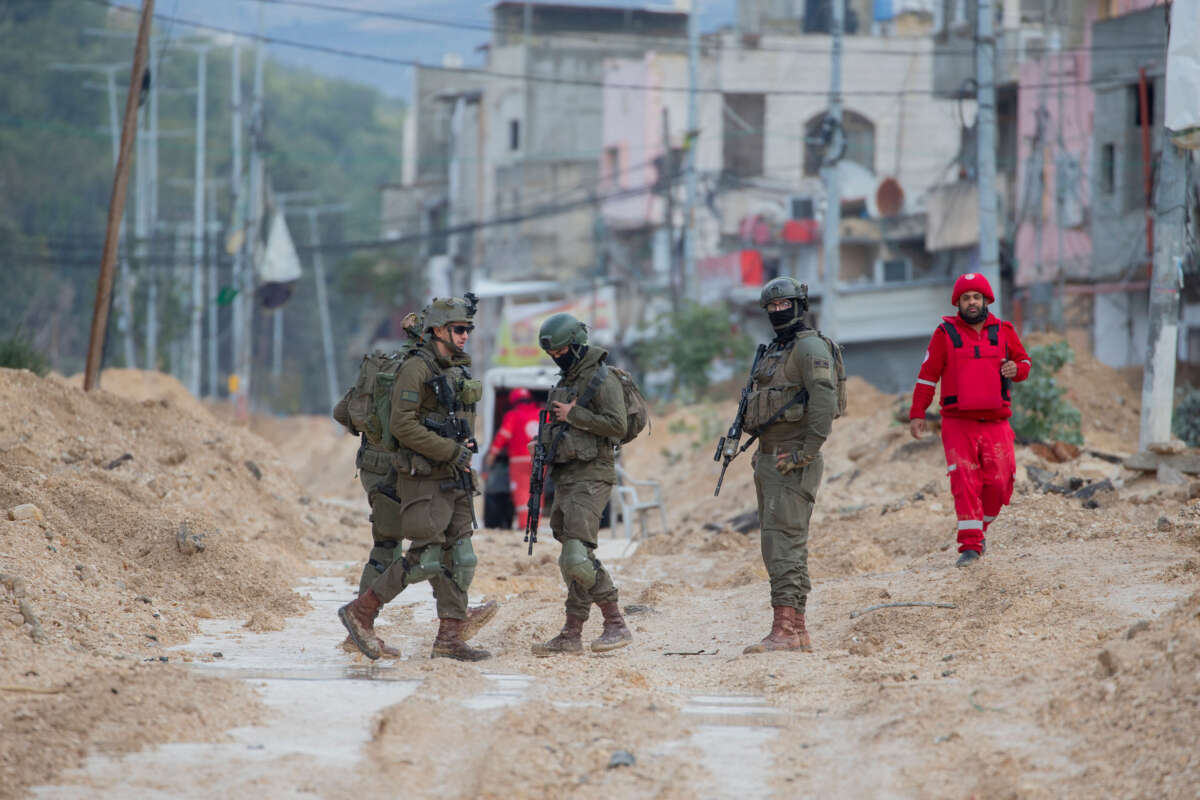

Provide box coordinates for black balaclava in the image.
[552,344,586,371]
[768,302,806,342]
[958,303,988,325]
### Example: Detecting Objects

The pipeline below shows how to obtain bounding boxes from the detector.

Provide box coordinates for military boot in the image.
[531,614,585,656]
[461,600,499,641]
[340,634,400,658]
[337,589,383,660]
[591,601,632,653]
[431,617,491,662]
[744,606,810,654]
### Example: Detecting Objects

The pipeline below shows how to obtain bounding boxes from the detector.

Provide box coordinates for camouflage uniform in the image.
[742,277,838,654]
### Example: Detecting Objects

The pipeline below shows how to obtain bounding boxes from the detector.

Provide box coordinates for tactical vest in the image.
[392,349,483,476]
[938,319,1009,412]
[541,364,615,464]
[743,337,809,439]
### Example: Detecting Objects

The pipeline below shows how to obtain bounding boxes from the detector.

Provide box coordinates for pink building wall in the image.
[1013,0,1160,288]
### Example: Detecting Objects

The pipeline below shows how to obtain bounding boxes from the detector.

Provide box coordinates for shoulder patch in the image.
[813,358,831,369]
[398,390,420,404]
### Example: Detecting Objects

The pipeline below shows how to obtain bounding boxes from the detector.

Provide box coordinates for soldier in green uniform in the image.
[530,313,632,656]
[741,277,838,654]
[332,310,497,658]
[338,297,496,662]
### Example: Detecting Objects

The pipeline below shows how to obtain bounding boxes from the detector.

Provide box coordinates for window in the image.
[722,93,765,178]
[604,146,620,183]
[1100,143,1115,195]
[804,110,875,176]
[878,258,912,283]
[509,119,520,151]
[1130,82,1155,127]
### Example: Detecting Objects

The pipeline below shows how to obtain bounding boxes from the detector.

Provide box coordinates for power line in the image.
[242,0,1167,59]
[87,0,1156,98]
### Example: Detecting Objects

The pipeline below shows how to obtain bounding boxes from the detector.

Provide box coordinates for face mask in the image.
[552,346,582,371]
[958,303,988,324]
[768,307,798,330]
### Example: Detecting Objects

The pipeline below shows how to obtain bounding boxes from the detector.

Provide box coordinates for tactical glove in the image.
[776,449,815,475]
[452,445,473,471]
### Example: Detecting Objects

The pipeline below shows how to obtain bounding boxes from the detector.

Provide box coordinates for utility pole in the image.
[661,106,679,311]
[184,44,210,398]
[84,0,154,392]
[238,30,267,415]
[683,0,699,302]
[1051,22,1066,331]
[54,62,138,369]
[820,0,844,338]
[975,0,1003,313]
[1138,144,1188,451]
[230,41,246,404]
[300,203,348,412]
[206,186,222,397]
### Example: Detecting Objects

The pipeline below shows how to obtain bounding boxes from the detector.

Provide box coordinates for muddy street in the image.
[3,365,1199,799]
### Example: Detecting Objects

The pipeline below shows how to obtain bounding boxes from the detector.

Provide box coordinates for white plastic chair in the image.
[612,464,669,541]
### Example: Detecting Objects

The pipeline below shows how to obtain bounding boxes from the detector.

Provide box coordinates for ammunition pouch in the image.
[392,449,434,477]
[356,443,395,475]
[744,385,807,434]
[458,379,483,407]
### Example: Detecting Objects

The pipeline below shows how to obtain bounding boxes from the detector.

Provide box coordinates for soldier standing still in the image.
[909,273,1031,567]
[338,297,497,661]
[742,278,838,654]
[531,313,632,656]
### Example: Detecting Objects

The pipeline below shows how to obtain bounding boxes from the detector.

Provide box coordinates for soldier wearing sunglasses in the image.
[339,296,498,661]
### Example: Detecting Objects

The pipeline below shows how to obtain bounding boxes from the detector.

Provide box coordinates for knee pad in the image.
[558,539,597,590]
[402,545,445,584]
[447,538,477,592]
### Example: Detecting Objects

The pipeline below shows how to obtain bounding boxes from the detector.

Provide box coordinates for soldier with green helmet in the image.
[741,277,839,654]
[530,312,632,656]
[338,296,498,662]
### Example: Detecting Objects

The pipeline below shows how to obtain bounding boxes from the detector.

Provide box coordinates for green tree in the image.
[1173,387,1200,447]
[1010,341,1083,445]
[634,303,754,399]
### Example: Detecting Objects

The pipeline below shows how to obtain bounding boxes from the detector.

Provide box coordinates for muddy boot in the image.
[793,611,813,652]
[531,614,585,657]
[743,606,808,654]
[431,617,491,662]
[340,635,400,658]
[460,600,499,641]
[591,601,632,653]
[337,589,383,660]
[956,549,981,568]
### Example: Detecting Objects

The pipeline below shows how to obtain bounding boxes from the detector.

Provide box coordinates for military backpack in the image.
[816,331,848,419]
[608,365,649,445]
[343,349,413,450]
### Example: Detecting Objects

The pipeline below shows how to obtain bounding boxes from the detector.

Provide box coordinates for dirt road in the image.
[3,364,1199,798]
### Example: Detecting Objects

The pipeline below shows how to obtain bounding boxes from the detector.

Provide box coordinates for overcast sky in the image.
[144,0,738,101]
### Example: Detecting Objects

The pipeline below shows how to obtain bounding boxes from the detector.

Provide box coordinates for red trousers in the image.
[508,456,533,529]
[940,417,1015,553]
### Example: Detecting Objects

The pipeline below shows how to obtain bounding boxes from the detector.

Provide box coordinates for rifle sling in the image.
[737,386,810,455]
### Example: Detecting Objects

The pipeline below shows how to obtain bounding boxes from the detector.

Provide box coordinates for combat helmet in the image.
[538,312,588,351]
[760,276,808,331]
[424,296,475,331]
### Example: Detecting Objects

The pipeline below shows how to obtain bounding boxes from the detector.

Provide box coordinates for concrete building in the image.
[600,19,965,390]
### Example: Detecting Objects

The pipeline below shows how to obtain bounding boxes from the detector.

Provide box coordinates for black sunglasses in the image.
[450,324,474,335]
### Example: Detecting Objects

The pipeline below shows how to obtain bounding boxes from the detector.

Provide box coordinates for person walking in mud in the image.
[736,277,842,654]
[530,312,632,656]
[908,272,1032,567]
[338,296,497,661]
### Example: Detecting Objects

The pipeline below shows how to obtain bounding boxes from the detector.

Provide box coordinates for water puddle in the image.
[669,694,786,800]
[30,560,432,798]
[461,673,535,710]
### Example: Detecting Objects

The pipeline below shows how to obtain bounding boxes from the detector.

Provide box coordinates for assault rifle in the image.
[713,344,767,496]
[425,373,479,528]
[525,408,569,555]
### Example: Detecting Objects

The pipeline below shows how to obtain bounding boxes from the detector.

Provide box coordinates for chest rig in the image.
[744,338,808,435]
[418,354,482,451]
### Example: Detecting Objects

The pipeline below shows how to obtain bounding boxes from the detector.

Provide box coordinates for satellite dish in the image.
[875,177,905,217]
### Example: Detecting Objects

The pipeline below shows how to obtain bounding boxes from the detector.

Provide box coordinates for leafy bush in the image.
[1010,341,1083,445]
[633,303,754,399]
[1173,387,1200,447]
[0,334,49,377]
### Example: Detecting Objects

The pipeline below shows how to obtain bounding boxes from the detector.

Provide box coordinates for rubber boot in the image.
[431,617,491,661]
[461,600,499,641]
[531,614,585,657]
[591,601,632,652]
[340,635,400,658]
[337,588,383,660]
[743,606,810,654]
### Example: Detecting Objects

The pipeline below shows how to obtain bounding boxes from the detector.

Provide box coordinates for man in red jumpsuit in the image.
[484,388,541,530]
[909,273,1032,567]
